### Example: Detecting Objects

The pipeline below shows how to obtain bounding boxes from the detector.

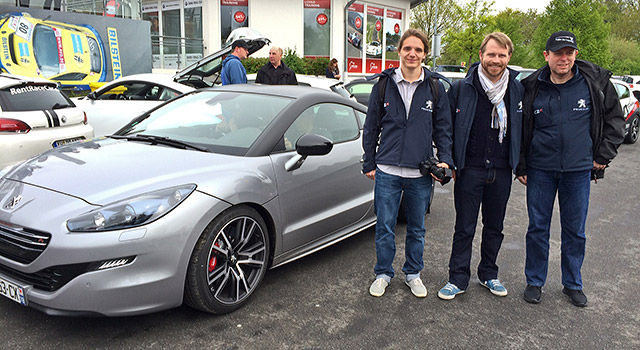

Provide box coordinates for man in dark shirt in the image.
[255,46,298,85]
[438,32,523,301]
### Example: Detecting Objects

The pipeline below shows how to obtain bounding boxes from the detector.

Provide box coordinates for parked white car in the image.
[0,73,94,169]
[72,74,194,137]
[611,79,640,144]
[247,73,356,102]
[73,28,270,137]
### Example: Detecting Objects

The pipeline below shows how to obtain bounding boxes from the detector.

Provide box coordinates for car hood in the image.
[2,138,277,206]
[173,27,269,82]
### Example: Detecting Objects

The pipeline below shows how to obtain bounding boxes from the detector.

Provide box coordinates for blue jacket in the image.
[362,67,454,173]
[221,55,247,85]
[517,59,625,178]
[448,62,524,172]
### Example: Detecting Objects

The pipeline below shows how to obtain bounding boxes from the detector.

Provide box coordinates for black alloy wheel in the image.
[625,115,639,144]
[185,205,270,314]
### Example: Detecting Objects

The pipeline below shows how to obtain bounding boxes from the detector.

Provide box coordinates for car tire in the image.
[184,205,270,314]
[625,114,639,144]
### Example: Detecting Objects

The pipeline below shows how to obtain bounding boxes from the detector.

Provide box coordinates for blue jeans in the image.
[448,167,512,290]
[374,169,432,280]
[525,168,590,290]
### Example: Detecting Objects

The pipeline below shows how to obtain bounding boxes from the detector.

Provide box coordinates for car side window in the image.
[283,103,360,151]
[614,83,630,99]
[355,110,366,128]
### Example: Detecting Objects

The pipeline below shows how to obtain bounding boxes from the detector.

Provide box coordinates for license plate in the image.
[53,136,84,148]
[0,276,26,306]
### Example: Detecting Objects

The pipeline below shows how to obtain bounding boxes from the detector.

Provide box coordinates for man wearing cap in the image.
[255,46,298,85]
[516,31,625,306]
[221,40,249,85]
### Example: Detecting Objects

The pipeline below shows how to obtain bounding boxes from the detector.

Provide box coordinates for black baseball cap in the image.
[546,31,578,52]
[232,39,249,50]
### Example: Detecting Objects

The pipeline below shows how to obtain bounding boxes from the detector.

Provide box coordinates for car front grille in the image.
[0,224,51,264]
[0,262,90,292]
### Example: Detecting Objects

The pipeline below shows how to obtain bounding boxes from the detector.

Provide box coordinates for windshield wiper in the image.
[110,134,209,152]
[51,103,70,110]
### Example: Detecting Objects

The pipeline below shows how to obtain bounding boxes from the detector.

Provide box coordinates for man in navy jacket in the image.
[437,32,524,301]
[517,31,624,307]
[362,28,453,298]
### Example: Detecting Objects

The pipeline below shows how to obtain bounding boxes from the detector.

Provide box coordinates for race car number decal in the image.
[9,16,34,42]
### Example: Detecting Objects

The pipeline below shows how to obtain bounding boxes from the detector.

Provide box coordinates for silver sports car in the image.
[0,85,375,316]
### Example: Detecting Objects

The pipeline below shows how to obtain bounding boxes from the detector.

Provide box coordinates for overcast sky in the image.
[490,0,551,13]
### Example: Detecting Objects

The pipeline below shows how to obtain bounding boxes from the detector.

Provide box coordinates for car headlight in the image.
[67,184,196,232]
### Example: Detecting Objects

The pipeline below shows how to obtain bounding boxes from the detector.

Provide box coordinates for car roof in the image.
[93,73,195,94]
[0,73,57,89]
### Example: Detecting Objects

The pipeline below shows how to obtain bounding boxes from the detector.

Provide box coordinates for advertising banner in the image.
[366,5,384,74]
[221,0,248,43]
[346,3,364,73]
[304,0,330,58]
[384,9,402,69]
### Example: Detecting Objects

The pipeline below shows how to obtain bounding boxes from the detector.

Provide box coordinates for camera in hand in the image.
[420,157,452,185]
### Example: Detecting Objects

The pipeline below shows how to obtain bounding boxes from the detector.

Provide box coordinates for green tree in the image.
[490,9,540,68]
[441,0,495,66]
[532,0,612,67]
[410,0,464,44]
[609,36,640,75]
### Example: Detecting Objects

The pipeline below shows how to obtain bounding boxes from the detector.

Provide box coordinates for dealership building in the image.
[3,0,424,80]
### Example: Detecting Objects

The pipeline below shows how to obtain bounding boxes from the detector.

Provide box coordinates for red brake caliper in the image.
[208,242,220,272]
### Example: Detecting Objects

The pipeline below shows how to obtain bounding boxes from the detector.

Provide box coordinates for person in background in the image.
[255,46,297,85]
[221,40,249,85]
[517,31,625,307]
[326,58,341,80]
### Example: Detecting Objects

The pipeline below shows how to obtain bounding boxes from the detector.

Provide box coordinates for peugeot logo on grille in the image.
[4,195,23,210]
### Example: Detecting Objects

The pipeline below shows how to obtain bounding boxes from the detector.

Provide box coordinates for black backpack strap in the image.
[428,76,439,105]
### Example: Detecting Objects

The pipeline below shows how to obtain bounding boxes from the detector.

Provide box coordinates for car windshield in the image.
[0,84,74,111]
[118,90,293,156]
[32,24,60,78]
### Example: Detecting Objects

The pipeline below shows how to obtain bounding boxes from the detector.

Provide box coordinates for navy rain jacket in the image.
[362,67,454,173]
[448,62,524,172]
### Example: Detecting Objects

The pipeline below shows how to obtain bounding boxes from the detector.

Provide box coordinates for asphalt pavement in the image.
[2,144,639,349]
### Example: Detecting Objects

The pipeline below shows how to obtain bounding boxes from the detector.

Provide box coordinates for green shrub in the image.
[242,49,333,76]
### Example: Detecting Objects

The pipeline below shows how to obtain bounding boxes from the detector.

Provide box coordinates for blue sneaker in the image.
[480,279,508,297]
[437,282,465,300]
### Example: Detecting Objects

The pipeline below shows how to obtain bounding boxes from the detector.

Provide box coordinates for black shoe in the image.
[524,285,542,304]
[563,287,588,307]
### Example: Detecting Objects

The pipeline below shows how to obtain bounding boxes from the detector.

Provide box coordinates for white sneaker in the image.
[405,278,427,298]
[369,278,389,297]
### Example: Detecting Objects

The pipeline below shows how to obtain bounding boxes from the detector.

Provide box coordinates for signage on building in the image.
[304,0,330,8]
[221,0,248,5]
[316,13,328,25]
[107,27,122,79]
[234,11,246,23]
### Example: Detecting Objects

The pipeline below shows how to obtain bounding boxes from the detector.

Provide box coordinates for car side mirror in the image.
[284,134,333,171]
[87,91,97,100]
[296,133,333,156]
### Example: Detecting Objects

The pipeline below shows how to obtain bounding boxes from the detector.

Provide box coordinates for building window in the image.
[303,0,330,58]
[384,9,402,69]
[220,0,248,43]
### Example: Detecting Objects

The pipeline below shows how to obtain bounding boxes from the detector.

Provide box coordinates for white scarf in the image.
[478,65,509,143]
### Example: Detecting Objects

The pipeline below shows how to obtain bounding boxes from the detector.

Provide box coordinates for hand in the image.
[365,170,376,180]
[431,162,449,183]
[517,175,527,186]
[593,161,606,170]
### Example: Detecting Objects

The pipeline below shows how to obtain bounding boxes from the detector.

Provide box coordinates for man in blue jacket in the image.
[517,31,625,306]
[437,32,523,300]
[362,28,453,298]
[221,40,249,85]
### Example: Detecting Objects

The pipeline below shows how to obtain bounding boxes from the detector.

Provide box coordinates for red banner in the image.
[386,10,402,19]
[348,3,364,12]
[386,60,399,69]
[304,0,330,8]
[366,59,382,74]
[221,0,248,5]
[347,58,363,73]
[367,6,383,16]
